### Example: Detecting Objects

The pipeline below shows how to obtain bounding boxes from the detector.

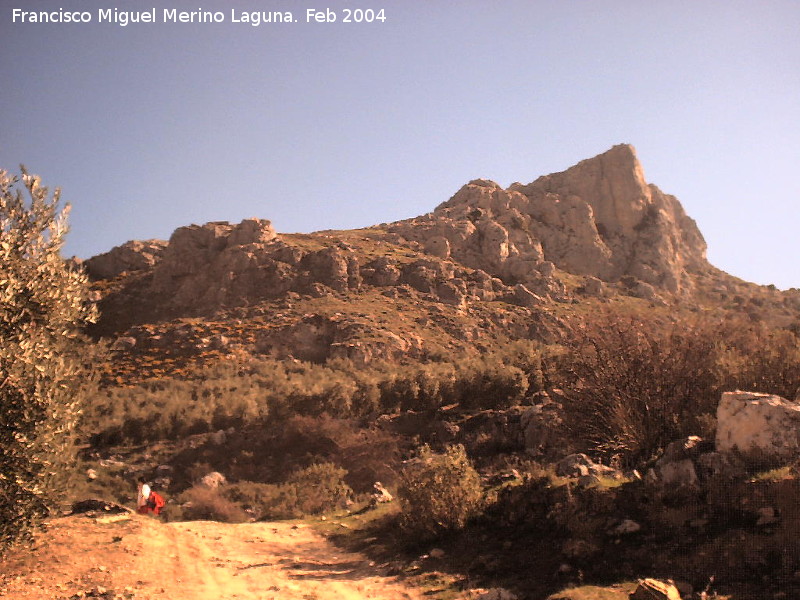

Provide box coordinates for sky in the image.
[1,1,799,289]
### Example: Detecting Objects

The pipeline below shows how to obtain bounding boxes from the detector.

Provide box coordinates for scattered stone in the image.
[199,471,227,489]
[555,453,618,479]
[629,578,681,600]
[429,548,446,559]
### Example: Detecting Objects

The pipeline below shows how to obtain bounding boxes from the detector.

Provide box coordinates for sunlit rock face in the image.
[716,390,800,464]
[393,144,708,295]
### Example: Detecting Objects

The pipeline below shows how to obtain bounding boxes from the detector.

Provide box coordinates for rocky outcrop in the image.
[85,239,168,279]
[510,144,707,292]
[389,144,708,295]
[716,390,800,464]
[151,219,281,309]
[254,313,425,365]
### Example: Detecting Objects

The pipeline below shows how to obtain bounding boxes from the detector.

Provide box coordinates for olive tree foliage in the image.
[0,167,97,552]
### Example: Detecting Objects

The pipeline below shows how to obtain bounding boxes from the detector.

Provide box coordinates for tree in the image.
[0,167,97,552]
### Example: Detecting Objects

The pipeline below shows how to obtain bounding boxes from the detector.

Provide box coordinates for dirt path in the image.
[0,514,422,600]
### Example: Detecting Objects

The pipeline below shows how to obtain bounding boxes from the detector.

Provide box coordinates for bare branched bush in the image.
[550,312,720,468]
[550,311,800,468]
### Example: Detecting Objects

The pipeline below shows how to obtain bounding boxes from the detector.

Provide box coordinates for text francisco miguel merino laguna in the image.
[11,7,387,26]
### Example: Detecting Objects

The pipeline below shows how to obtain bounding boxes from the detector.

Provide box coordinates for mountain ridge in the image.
[83,144,800,382]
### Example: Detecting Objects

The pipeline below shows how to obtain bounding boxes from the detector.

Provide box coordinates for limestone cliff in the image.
[390,144,708,294]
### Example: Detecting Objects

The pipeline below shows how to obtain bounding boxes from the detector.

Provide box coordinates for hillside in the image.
[12,144,800,600]
[84,144,800,384]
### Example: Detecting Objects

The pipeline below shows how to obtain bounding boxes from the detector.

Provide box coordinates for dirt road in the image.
[0,514,422,600]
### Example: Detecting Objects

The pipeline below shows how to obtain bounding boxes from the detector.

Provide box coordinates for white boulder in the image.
[716,391,800,463]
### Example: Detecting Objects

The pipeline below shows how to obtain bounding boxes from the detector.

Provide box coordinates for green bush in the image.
[0,168,98,552]
[397,444,484,538]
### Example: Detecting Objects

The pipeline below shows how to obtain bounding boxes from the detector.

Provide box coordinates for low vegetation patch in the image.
[397,444,484,539]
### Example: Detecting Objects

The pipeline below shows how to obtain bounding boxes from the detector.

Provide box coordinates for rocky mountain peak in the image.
[518,143,649,237]
[392,144,707,295]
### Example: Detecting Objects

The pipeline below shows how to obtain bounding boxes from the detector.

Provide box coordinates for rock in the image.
[371,482,393,504]
[86,469,98,480]
[71,499,132,514]
[85,239,167,280]
[512,283,546,307]
[716,391,800,464]
[695,451,745,480]
[654,459,698,488]
[561,538,600,559]
[387,145,708,297]
[424,236,451,259]
[437,281,467,308]
[227,218,277,246]
[756,506,779,526]
[200,471,227,489]
[429,548,445,559]
[555,453,618,479]
[111,336,137,351]
[471,588,518,600]
[626,279,666,305]
[650,436,707,488]
[210,429,227,445]
[521,399,567,458]
[579,275,607,297]
[612,519,642,535]
[629,578,682,600]
[661,436,705,462]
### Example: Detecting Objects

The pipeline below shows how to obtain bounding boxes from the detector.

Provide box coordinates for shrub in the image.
[0,168,98,552]
[550,312,720,468]
[458,362,529,410]
[222,462,353,520]
[285,462,353,515]
[177,484,248,523]
[397,444,484,538]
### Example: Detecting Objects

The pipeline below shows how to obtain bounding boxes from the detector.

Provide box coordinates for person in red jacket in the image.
[137,478,166,516]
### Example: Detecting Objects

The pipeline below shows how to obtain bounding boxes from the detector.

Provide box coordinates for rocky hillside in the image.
[84,144,800,382]
[62,145,800,600]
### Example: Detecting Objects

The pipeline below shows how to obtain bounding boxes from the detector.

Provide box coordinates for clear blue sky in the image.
[2,1,799,288]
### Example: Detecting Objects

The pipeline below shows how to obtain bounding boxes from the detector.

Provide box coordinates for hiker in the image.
[137,477,166,516]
